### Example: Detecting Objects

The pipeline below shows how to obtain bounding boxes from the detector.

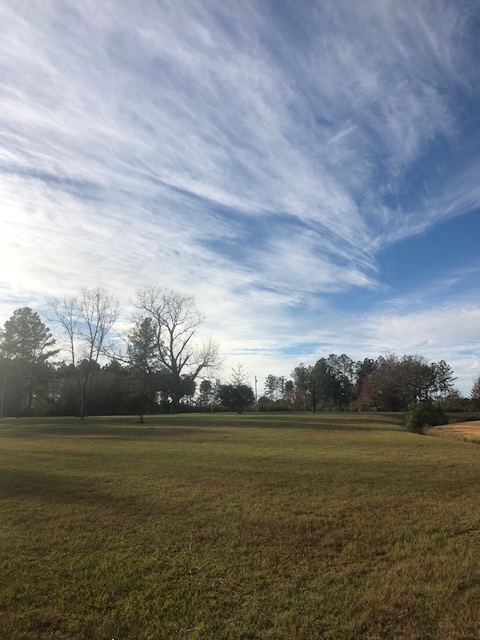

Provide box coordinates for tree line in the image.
[0,286,479,418]
[262,354,477,412]
[0,287,219,419]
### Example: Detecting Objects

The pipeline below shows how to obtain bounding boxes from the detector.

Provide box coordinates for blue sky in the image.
[1,0,479,394]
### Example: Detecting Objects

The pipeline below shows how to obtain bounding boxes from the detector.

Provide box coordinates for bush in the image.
[405,402,448,434]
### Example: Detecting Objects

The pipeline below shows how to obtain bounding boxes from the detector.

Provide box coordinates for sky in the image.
[1,0,479,395]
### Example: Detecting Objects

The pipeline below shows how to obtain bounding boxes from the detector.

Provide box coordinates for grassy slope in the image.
[0,413,479,640]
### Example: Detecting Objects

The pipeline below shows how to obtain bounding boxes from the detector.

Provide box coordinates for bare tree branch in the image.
[50,287,120,418]
[135,286,220,411]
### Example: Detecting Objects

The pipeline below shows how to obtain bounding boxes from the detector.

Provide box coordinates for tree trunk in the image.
[0,366,7,419]
[78,380,86,419]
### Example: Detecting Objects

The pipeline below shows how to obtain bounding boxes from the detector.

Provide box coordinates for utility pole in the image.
[254,376,258,411]
[312,378,316,413]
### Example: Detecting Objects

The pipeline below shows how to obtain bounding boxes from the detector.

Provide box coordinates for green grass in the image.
[1,412,479,639]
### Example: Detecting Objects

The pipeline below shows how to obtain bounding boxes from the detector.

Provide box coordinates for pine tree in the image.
[0,307,57,416]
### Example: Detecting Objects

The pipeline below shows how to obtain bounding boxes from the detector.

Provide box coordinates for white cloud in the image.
[0,0,478,395]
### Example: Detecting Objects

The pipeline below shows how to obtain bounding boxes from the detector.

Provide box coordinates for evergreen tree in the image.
[126,317,161,417]
[0,307,57,416]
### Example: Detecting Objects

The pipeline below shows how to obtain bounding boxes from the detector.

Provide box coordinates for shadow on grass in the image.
[1,467,94,503]
[0,466,135,510]
[0,422,219,440]
[182,412,406,432]
[0,412,406,439]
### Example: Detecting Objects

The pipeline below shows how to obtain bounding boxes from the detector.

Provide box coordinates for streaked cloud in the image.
[0,0,478,393]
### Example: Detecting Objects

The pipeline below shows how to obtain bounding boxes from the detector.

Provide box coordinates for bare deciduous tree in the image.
[135,285,220,411]
[51,287,120,418]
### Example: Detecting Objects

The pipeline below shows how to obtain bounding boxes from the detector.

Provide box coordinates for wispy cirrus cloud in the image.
[0,0,479,391]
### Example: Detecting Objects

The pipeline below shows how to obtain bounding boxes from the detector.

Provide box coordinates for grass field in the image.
[1,412,479,640]
[431,420,480,445]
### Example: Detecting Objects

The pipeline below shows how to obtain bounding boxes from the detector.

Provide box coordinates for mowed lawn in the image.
[1,413,479,640]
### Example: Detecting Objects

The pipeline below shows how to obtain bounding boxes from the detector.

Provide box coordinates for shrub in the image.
[405,402,448,434]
